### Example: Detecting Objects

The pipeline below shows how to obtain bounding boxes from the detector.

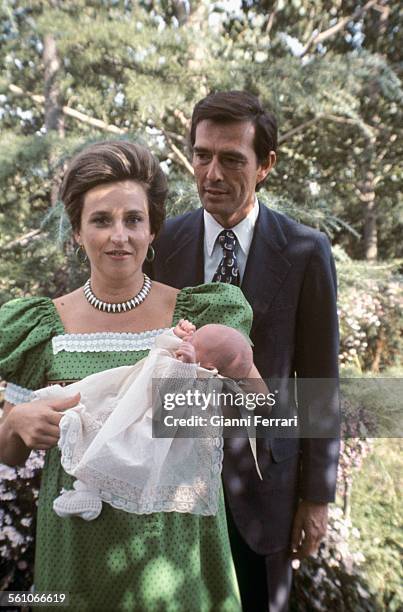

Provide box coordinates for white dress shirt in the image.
[203,198,259,284]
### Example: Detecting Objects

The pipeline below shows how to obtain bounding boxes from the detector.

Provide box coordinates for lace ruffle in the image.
[4,382,34,405]
[59,409,224,516]
[52,328,170,354]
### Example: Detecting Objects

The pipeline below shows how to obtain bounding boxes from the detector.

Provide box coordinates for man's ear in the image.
[257,150,276,183]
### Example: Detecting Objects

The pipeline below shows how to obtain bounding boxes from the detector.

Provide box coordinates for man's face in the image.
[192,119,275,228]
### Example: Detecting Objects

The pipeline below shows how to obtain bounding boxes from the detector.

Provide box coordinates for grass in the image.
[350,438,403,610]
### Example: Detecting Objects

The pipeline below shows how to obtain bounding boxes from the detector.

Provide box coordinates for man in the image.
[146,90,339,611]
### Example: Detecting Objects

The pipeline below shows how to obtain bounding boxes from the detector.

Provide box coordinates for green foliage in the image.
[0,450,44,591]
[350,439,403,611]
[0,0,402,607]
[291,505,381,612]
[165,178,200,217]
[337,259,403,372]
[291,403,402,611]
[1,0,402,267]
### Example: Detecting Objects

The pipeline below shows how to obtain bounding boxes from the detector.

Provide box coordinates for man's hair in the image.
[60,140,167,235]
[190,90,277,188]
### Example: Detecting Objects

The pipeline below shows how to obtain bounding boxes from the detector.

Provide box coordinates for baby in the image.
[174,319,254,380]
[35,321,260,520]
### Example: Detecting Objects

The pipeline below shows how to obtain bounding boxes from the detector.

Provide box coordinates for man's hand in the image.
[290,500,328,560]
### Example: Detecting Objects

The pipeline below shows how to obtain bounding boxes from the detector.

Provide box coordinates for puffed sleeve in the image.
[174,283,253,338]
[0,297,62,403]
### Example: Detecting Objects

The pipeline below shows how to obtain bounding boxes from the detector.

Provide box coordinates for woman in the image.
[0,141,253,611]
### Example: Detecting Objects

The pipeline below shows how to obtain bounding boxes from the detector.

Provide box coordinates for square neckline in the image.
[49,291,182,338]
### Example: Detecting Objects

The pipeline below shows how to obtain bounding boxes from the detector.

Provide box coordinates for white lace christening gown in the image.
[35,330,228,520]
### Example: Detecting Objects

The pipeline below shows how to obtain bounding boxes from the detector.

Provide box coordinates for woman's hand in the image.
[7,393,81,450]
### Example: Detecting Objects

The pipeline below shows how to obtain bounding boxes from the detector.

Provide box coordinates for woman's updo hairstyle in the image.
[60,140,168,236]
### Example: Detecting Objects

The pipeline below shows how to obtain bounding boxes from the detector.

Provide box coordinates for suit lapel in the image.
[160,204,291,318]
[163,208,205,288]
[242,203,291,323]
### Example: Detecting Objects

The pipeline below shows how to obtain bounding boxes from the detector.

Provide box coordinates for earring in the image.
[145,245,155,262]
[75,244,88,264]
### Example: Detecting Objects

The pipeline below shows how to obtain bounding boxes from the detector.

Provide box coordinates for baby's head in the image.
[189,324,253,379]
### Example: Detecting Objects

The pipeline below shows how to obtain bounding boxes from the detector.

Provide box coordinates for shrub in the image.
[0,450,44,591]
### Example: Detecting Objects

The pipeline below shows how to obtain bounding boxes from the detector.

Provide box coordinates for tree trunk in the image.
[43,33,64,206]
[187,2,209,96]
[43,34,64,136]
[371,330,385,373]
[172,0,189,25]
[342,477,352,519]
[358,0,389,262]
[360,168,378,261]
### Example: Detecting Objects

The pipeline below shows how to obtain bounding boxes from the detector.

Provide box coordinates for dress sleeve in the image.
[174,283,253,338]
[0,297,60,402]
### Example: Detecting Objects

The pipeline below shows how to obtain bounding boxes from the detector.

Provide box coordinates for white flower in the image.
[254,51,268,63]
[354,551,365,564]
[2,526,25,547]
[0,464,17,480]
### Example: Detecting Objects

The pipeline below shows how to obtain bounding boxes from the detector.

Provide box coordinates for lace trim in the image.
[59,412,224,516]
[52,328,170,354]
[4,383,34,405]
[67,443,223,516]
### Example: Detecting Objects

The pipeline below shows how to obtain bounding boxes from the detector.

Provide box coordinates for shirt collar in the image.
[204,197,259,256]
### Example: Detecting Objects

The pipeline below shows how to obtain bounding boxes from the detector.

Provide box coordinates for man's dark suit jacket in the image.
[145,202,340,555]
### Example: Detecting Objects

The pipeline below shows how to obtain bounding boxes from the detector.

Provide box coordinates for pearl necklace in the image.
[83,274,152,313]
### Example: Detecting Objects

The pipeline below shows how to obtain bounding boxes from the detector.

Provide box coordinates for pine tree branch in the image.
[60,105,125,134]
[300,0,379,56]
[168,141,194,175]
[376,135,397,163]
[1,229,42,250]
[102,55,170,81]
[279,116,323,142]
[173,108,190,130]
[279,113,377,143]
[164,130,187,145]
[159,127,194,175]
[325,114,366,126]
[8,84,193,174]
[302,9,323,44]
[265,1,278,35]
[8,84,125,134]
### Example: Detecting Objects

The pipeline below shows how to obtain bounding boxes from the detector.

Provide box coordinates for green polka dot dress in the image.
[0,284,252,612]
